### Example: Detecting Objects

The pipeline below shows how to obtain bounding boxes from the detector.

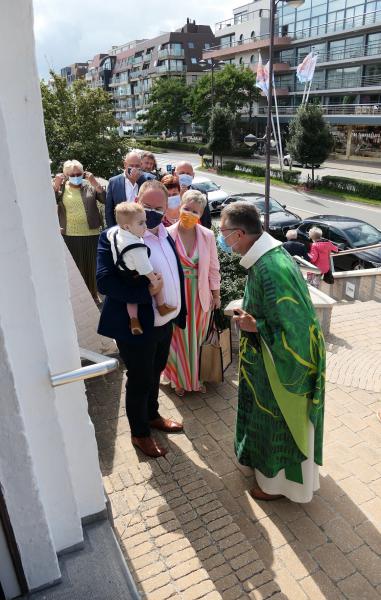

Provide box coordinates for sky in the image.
[33,0,236,80]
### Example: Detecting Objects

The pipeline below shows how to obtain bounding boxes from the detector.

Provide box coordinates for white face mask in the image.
[178,173,193,188]
[167,194,181,209]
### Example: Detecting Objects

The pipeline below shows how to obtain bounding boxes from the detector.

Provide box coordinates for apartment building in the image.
[204,0,381,160]
[109,19,215,132]
[60,62,88,86]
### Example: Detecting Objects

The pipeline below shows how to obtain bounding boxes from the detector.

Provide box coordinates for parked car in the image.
[219,193,301,240]
[297,215,381,270]
[283,153,321,169]
[192,176,229,214]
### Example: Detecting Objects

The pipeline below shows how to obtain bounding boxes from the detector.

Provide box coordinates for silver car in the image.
[191,176,229,214]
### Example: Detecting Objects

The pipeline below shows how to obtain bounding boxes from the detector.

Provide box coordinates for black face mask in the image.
[145,208,164,229]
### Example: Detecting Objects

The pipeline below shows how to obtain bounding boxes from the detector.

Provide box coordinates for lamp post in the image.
[198,58,225,166]
[263,0,304,232]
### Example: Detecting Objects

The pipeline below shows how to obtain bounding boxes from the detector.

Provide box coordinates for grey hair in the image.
[286,229,298,240]
[181,189,207,210]
[308,226,323,240]
[63,159,83,175]
[123,151,142,162]
[221,202,262,235]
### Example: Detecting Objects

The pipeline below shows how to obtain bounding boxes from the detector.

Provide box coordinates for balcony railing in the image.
[279,40,381,68]
[207,9,381,55]
[215,8,270,32]
[295,73,381,92]
[257,103,381,116]
[158,48,185,60]
[156,64,186,73]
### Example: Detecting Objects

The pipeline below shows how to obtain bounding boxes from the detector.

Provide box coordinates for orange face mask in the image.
[179,211,199,229]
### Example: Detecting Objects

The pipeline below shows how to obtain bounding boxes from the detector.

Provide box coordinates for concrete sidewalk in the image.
[87,299,381,600]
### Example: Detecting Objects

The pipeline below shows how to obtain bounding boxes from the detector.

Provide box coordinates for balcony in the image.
[215,8,270,33]
[204,35,293,61]
[257,103,381,116]
[292,8,381,42]
[294,73,381,93]
[158,48,185,60]
[156,64,186,74]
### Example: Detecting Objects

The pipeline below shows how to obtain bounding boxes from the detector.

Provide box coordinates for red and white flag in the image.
[296,52,318,84]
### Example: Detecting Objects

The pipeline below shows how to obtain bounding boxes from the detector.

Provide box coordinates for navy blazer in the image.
[105,173,149,228]
[96,230,186,343]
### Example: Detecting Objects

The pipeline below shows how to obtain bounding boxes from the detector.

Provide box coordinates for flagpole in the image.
[305,80,313,104]
[273,78,284,178]
[301,82,307,106]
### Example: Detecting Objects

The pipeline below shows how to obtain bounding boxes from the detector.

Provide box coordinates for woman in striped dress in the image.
[164,190,221,396]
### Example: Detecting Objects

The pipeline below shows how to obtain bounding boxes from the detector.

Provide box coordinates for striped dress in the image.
[164,236,210,392]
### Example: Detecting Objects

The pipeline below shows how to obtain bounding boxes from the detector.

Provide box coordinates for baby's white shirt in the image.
[107,226,153,276]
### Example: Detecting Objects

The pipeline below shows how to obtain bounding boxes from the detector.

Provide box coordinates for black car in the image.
[219,193,301,240]
[297,215,381,271]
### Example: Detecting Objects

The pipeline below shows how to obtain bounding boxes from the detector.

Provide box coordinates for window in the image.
[191,58,197,64]
[188,42,195,48]
[239,57,244,65]
[250,54,256,64]
[238,34,244,45]
[192,75,198,82]
[251,30,255,39]
[204,43,211,49]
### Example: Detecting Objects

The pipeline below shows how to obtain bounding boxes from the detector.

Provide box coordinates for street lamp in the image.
[199,58,225,166]
[263,0,304,232]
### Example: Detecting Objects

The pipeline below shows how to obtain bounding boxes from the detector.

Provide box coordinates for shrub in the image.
[212,225,247,310]
[220,160,301,185]
[316,175,381,201]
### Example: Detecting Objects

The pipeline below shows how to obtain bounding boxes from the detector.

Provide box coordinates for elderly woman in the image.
[161,174,181,227]
[164,189,221,396]
[307,226,338,288]
[53,159,105,300]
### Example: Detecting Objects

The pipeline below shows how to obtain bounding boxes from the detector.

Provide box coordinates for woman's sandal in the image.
[175,387,185,397]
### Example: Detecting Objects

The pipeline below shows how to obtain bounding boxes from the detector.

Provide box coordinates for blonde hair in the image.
[181,189,207,210]
[138,179,168,202]
[63,159,83,175]
[309,226,323,241]
[115,202,145,226]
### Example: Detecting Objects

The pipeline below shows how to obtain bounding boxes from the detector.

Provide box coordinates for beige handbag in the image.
[199,311,232,383]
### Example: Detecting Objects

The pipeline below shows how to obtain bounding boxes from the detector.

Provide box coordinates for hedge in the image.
[142,138,256,158]
[220,160,302,185]
[316,175,381,201]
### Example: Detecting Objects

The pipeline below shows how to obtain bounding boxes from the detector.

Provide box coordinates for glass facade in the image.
[279,0,381,38]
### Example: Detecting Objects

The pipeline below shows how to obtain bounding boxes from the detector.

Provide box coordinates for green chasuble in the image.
[235,233,325,483]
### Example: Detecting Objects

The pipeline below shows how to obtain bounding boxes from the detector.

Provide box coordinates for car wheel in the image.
[284,159,289,166]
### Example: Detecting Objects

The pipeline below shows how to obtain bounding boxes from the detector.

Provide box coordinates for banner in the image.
[296,52,318,84]
[256,52,270,97]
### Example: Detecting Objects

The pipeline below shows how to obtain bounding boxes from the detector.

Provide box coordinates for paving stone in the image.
[276,540,318,580]
[300,570,343,600]
[338,573,380,600]
[182,579,215,600]
[135,560,166,582]
[165,547,197,568]
[287,516,327,550]
[312,543,356,581]
[176,568,209,591]
[348,545,381,586]
[246,581,280,599]
[275,569,308,600]
[140,571,171,593]
[322,517,363,553]
[169,557,202,580]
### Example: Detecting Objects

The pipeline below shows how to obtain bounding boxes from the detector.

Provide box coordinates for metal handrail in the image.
[293,256,321,273]
[51,348,118,387]
[331,242,381,257]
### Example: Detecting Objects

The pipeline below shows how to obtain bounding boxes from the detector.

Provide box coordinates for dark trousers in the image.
[116,322,173,437]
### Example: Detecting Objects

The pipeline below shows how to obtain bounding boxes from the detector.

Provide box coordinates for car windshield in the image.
[342,223,381,248]
[194,181,219,192]
[249,197,284,214]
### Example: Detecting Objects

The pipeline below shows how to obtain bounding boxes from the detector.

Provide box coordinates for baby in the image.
[109,202,176,335]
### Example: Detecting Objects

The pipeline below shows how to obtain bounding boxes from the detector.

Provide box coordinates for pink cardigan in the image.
[168,222,221,312]
[308,240,338,274]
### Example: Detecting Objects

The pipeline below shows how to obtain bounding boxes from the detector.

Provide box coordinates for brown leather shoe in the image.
[250,486,283,501]
[150,416,184,433]
[131,436,167,458]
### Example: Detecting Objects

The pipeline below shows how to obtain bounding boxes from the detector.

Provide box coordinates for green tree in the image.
[208,106,233,168]
[190,64,260,130]
[142,77,190,141]
[41,73,124,178]
[287,103,334,186]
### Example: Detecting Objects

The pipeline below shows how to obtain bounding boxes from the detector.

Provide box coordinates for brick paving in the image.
[86,300,381,599]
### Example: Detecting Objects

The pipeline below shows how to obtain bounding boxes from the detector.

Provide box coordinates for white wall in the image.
[0,0,106,589]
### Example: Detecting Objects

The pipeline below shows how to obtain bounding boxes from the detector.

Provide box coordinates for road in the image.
[153,150,381,230]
